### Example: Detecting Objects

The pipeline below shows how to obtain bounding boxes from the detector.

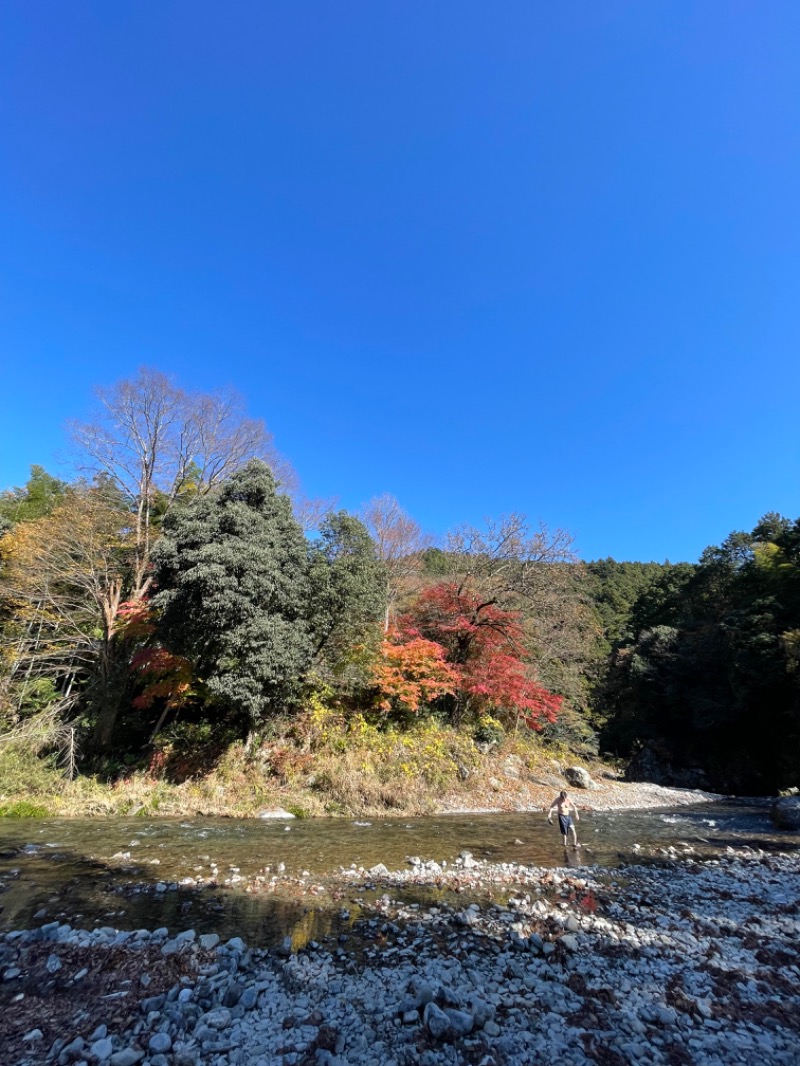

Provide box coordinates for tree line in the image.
[2,369,797,794]
[593,518,800,793]
[0,369,585,776]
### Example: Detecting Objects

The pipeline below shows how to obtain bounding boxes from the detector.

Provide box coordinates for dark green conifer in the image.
[152,460,312,725]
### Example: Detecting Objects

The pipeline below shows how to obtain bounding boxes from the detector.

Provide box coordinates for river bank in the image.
[2,850,799,1065]
[0,740,725,821]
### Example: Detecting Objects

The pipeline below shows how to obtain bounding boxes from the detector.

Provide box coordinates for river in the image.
[1,800,796,946]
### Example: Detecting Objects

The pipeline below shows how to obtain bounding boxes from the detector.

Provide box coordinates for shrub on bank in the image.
[0,800,51,817]
[0,699,575,817]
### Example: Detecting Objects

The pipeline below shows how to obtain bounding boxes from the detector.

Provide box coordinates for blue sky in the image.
[1,2,798,562]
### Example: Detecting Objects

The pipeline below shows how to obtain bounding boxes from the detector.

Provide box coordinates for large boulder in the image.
[503,754,524,779]
[771,795,800,830]
[563,766,597,790]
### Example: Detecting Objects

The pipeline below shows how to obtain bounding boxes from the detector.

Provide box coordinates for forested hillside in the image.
[596,518,800,793]
[1,369,798,810]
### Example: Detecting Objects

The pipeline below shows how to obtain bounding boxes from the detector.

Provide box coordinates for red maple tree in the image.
[116,599,193,716]
[399,582,562,729]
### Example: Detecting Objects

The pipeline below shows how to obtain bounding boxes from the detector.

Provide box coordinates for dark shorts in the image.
[558,814,573,835]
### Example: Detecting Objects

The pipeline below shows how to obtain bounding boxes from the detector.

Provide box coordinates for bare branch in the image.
[69,367,295,596]
[361,494,434,625]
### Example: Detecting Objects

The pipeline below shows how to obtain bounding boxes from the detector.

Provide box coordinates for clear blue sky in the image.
[1,2,798,562]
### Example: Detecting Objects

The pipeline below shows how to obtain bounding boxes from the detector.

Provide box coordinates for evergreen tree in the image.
[307,511,386,671]
[600,515,800,791]
[0,466,69,532]
[152,460,312,726]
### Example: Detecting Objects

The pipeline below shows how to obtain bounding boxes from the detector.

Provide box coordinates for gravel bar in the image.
[2,850,799,1065]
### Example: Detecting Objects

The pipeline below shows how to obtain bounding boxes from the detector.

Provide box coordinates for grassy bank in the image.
[0,712,604,819]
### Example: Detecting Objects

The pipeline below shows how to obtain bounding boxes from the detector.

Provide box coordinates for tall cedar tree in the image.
[0,466,69,532]
[151,460,312,727]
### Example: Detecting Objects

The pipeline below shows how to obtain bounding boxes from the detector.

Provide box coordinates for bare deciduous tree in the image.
[444,513,574,595]
[70,367,290,596]
[442,514,597,713]
[361,494,433,628]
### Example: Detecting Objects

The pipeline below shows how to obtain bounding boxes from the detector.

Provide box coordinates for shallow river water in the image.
[1,800,797,945]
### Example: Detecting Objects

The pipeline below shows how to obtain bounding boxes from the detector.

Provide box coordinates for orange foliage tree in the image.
[371,627,457,713]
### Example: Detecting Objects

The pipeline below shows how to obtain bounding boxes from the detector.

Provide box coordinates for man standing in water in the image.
[547,790,580,848]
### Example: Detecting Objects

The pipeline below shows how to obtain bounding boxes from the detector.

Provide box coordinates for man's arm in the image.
[547,798,558,822]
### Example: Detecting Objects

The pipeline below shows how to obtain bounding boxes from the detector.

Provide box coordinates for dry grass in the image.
[0,712,621,820]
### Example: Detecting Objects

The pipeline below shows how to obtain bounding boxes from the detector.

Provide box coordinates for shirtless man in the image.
[547,790,580,848]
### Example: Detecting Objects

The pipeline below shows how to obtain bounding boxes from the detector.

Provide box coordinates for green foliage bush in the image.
[474,715,505,746]
[0,800,50,817]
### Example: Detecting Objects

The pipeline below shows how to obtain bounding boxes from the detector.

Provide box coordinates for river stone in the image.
[110,1051,144,1066]
[423,1002,453,1040]
[559,934,579,952]
[240,986,258,1010]
[444,1008,474,1035]
[276,935,293,957]
[148,1033,172,1053]
[205,1007,232,1029]
[199,933,220,950]
[257,808,296,819]
[771,795,800,830]
[222,979,244,1007]
[90,1037,114,1061]
[563,766,596,789]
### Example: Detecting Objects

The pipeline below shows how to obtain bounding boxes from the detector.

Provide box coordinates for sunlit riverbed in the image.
[1,800,796,944]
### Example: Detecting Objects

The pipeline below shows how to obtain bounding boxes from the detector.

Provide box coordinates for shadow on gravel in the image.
[0,846,355,948]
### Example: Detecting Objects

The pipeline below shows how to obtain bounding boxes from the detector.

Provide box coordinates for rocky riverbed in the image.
[2,849,799,1066]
